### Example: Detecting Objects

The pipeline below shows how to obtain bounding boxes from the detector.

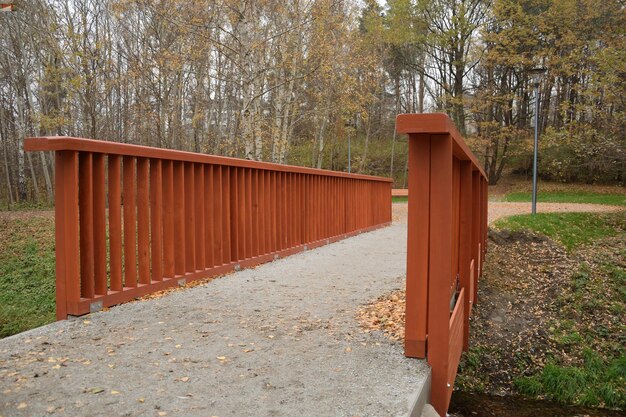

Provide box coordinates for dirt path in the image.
[392,201,623,225]
[0,222,427,417]
[487,202,623,224]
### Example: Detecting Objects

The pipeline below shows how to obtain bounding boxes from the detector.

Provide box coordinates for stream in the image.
[448,392,625,417]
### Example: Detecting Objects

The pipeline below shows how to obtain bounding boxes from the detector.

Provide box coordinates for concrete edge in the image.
[407,367,439,417]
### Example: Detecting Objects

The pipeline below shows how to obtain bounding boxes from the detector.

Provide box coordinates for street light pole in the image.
[529,67,547,215]
[532,81,540,215]
[348,130,351,174]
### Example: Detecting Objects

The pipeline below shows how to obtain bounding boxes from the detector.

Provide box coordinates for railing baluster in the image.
[79,153,95,298]
[173,161,185,276]
[237,168,246,260]
[213,165,223,266]
[123,156,137,288]
[246,168,253,257]
[162,160,175,278]
[252,169,259,257]
[184,163,196,272]
[195,164,205,269]
[150,159,163,282]
[108,155,123,291]
[204,165,214,269]
[222,166,231,264]
[93,153,107,295]
[137,158,150,285]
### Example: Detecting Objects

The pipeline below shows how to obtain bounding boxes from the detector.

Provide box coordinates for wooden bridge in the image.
[6,113,487,416]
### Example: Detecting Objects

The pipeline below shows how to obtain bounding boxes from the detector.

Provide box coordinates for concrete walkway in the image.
[0,220,428,417]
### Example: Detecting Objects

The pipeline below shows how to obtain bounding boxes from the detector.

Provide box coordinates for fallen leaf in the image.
[17,403,27,410]
[110,390,120,395]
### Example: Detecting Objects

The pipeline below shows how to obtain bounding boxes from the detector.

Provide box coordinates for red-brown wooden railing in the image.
[397,113,488,416]
[25,137,392,320]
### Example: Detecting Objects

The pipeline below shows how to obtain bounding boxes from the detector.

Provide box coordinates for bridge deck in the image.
[0,214,428,417]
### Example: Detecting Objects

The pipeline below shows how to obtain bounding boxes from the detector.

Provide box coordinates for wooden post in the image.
[458,161,473,351]
[54,151,80,319]
[404,133,430,358]
[427,133,454,415]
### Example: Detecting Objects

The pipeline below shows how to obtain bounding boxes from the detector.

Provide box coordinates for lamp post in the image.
[348,131,351,173]
[345,120,355,173]
[529,67,547,215]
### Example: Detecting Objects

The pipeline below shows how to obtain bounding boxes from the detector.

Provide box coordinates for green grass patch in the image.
[504,191,626,206]
[392,196,408,203]
[494,211,625,250]
[515,350,626,408]
[0,216,56,338]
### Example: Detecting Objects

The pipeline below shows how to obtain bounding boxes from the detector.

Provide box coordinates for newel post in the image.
[54,151,81,320]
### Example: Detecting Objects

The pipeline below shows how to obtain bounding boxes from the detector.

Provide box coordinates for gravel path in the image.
[392,201,623,225]
[488,202,623,224]
[0,222,427,417]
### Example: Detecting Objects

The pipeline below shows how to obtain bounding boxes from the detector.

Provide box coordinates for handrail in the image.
[25,136,392,182]
[398,113,488,415]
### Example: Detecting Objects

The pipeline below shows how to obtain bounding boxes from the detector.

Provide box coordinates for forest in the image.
[0,0,624,206]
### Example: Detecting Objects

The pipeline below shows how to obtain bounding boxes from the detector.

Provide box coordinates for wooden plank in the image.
[213,166,224,265]
[259,170,266,255]
[79,152,95,298]
[92,153,107,295]
[271,171,277,252]
[204,165,214,268]
[162,160,175,278]
[458,161,473,351]
[222,167,231,263]
[184,162,196,272]
[252,169,259,257]
[471,170,480,303]
[173,161,185,276]
[230,167,239,262]
[245,168,253,257]
[194,163,205,269]
[137,157,150,285]
[452,159,461,289]
[123,156,137,287]
[150,159,163,281]
[237,168,246,260]
[108,155,123,291]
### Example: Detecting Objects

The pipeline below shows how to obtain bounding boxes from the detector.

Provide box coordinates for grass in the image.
[0,216,56,338]
[494,211,625,251]
[506,211,626,409]
[503,191,626,206]
[392,196,408,203]
[515,350,626,408]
